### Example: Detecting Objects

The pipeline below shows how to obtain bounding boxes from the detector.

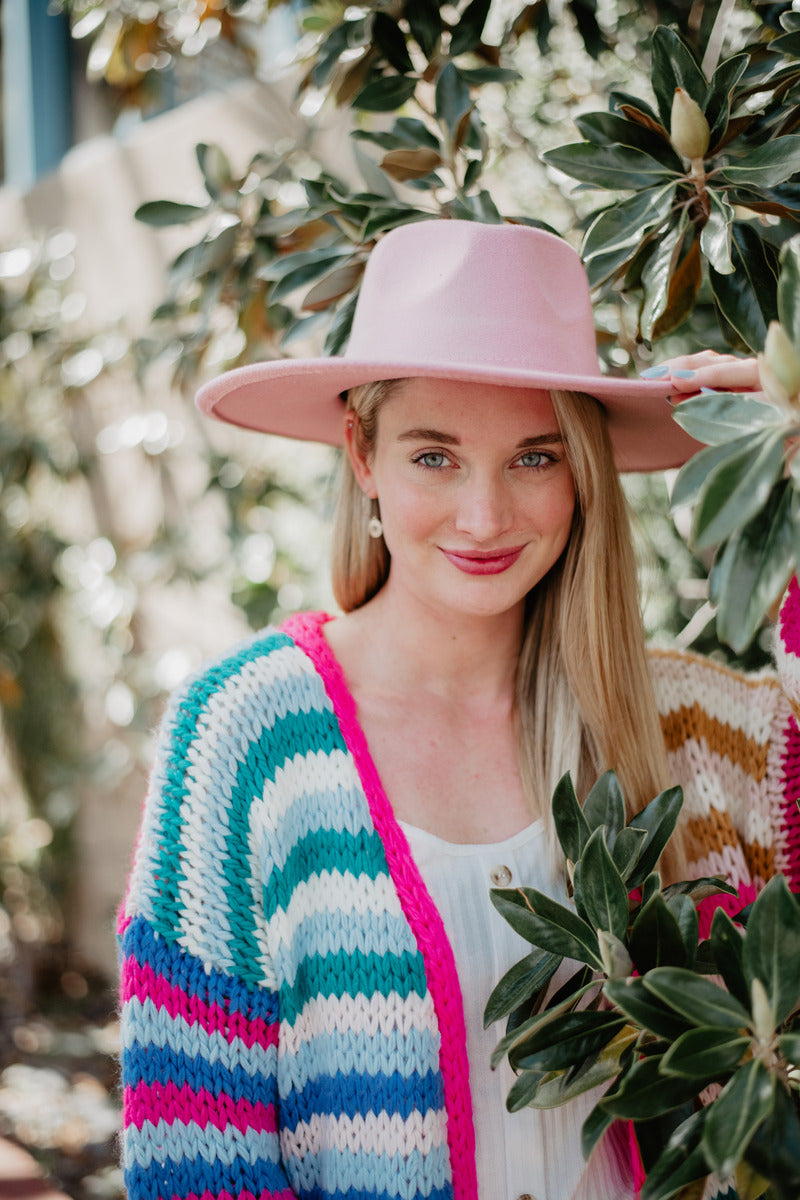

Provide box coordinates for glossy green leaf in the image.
[574,111,682,169]
[650,26,707,127]
[701,1059,775,1178]
[700,189,734,275]
[353,75,418,112]
[323,288,360,355]
[640,217,686,343]
[371,13,414,73]
[541,142,676,190]
[551,771,591,863]
[449,0,491,57]
[713,480,795,653]
[353,117,441,152]
[601,1055,701,1120]
[640,1108,709,1200]
[660,1026,749,1079]
[709,906,750,1009]
[261,249,355,301]
[581,1098,615,1160]
[744,1080,800,1200]
[662,877,737,904]
[582,771,626,841]
[671,391,784,445]
[579,828,629,940]
[490,887,603,967]
[604,977,693,1041]
[665,894,698,967]
[626,786,684,889]
[742,873,800,1025]
[404,0,440,58]
[609,90,663,130]
[135,199,210,227]
[483,948,561,1027]
[513,1011,627,1072]
[670,438,754,511]
[611,825,647,881]
[643,966,751,1030]
[705,54,750,150]
[719,135,800,188]
[630,893,689,974]
[434,62,471,139]
[690,430,784,551]
[778,235,800,349]
[709,224,779,351]
[583,185,674,267]
[490,980,597,1068]
[457,65,520,84]
[778,1032,800,1064]
[505,1068,547,1112]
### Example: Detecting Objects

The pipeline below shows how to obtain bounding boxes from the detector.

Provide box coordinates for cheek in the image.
[533,476,576,538]
[378,483,443,542]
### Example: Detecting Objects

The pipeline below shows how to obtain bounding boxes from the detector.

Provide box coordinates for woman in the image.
[118,221,800,1200]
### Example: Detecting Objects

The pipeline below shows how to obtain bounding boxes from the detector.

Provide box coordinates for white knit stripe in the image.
[667,743,773,832]
[121,995,277,1077]
[687,841,754,892]
[269,869,406,957]
[651,651,781,742]
[281,989,439,1053]
[775,610,800,707]
[173,647,326,969]
[279,1109,448,1160]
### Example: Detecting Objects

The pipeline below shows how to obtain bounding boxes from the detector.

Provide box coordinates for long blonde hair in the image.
[331,379,682,874]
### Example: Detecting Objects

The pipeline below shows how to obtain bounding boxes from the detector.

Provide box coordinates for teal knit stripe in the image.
[279,947,428,1026]
[148,631,293,939]
[263,826,389,921]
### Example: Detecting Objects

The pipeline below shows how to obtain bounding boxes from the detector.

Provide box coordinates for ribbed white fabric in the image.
[399,818,634,1200]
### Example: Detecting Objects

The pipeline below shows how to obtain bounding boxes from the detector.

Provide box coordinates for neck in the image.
[337,578,525,703]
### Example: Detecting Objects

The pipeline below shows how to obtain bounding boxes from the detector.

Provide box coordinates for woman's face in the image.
[347,377,577,622]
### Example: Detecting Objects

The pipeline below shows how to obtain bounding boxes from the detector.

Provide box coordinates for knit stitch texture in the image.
[119,593,800,1200]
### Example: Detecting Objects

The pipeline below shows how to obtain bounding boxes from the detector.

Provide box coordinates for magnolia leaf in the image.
[483,948,562,1027]
[643,966,751,1030]
[404,0,440,58]
[574,111,682,169]
[609,90,663,129]
[660,1026,750,1079]
[719,135,800,189]
[353,75,417,112]
[435,62,471,139]
[778,235,800,349]
[323,288,360,355]
[662,877,737,903]
[701,1059,775,1179]
[689,430,785,551]
[704,54,750,150]
[744,1081,800,1200]
[742,873,800,1025]
[670,438,753,511]
[353,117,441,151]
[457,66,521,84]
[196,143,233,198]
[601,1056,701,1120]
[449,0,491,56]
[371,12,414,73]
[302,261,365,311]
[541,142,676,190]
[513,1011,627,1072]
[583,184,674,266]
[626,785,684,889]
[505,1068,548,1112]
[650,26,707,127]
[712,480,795,653]
[582,770,626,843]
[580,1099,615,1160]
[651,236,703,340]
[640,1108,709,1200]
[709,224,779,352]
[640,217,686,343]
[604,976,693,1041]
[135,199,210,227]
[490,887,603,967]
[490,980,598,1068]
[611,825,648,881]
[709,906,750,1008]
[579,828,629,941]
[551,771,591,863]
[522,1049,624,1109]
[380,148,442,181]
[671,391,784,445]
[630,893,690,974]
[700,189,735,274]
[665,894,699,968]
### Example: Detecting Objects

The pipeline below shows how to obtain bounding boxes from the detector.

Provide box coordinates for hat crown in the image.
[346,220,602,380]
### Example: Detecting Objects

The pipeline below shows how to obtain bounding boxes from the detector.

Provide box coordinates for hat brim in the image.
[196,356,703,473]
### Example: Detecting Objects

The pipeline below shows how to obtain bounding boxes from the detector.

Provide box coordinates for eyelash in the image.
[410,449,557,471]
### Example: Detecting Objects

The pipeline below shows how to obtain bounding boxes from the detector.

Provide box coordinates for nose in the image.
[454,472,513,541]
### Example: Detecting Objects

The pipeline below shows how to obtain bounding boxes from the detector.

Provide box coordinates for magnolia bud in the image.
[597,929,632,981]
[751,977,774,1047]
[762,320,800,401]
[670,88,710,161]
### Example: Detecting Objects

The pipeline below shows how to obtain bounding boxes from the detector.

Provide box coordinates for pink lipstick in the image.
[441,546,524,575]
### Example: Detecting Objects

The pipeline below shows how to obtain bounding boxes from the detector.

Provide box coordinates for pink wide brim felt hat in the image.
[196,219,701,472]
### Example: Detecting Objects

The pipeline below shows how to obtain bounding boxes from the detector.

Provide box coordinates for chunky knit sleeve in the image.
[118,630,301,1200]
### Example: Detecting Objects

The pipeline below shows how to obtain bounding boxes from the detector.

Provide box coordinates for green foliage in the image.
[487,769,800,1200]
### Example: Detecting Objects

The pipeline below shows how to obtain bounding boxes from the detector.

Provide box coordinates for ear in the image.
[344,415,378,499]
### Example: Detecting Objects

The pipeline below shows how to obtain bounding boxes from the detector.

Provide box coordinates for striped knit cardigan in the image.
[119,585,800,1200]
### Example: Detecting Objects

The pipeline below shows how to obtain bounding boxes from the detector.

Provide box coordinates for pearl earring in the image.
[364,494,383,539]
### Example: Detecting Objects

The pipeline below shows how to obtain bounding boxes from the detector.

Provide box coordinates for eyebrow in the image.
[396,428,564,448]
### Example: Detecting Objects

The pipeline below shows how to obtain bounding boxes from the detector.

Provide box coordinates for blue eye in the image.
[518,451,550,468]
[414,451,448,468]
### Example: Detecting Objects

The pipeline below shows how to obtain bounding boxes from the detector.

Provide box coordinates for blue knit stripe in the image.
[145,632,295,934]
[123,1045,274,1098]
[279,947,428,1026]
[121,914,278,1022]
[263,826,390,920]
[294,1189,453,1200]
[289,1143,451,1199]
[124,1128,284,1195]
[279,1025,441,1093]
[272,903,420,988]
[121,999,276,1078]
[281,1068,445,1126]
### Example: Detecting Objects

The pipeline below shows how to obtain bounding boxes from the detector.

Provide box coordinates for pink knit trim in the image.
[281,612,479,1200]
[124,1081,278,1134]
[780,713,800,895]
[779,576,800,657]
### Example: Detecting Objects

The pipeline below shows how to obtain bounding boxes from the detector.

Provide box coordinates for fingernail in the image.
[699,386,715,393]
[641,364,668,378]
[671,369,696,378]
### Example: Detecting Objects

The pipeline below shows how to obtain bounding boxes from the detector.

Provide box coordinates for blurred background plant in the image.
[3,0,800,1192]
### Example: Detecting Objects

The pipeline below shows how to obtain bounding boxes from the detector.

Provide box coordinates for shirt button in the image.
[490,864,512,886]
[516,1194,535,1200]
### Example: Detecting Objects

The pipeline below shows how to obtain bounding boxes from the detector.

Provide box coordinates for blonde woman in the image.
[118,221,800,1200]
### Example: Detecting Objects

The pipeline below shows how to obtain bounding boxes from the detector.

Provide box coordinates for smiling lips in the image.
[440,546,526,575]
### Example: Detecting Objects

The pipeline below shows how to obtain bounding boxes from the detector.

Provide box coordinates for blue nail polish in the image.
[671,369,696,378]
[700,386,715,393]
[641,364,668,378]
